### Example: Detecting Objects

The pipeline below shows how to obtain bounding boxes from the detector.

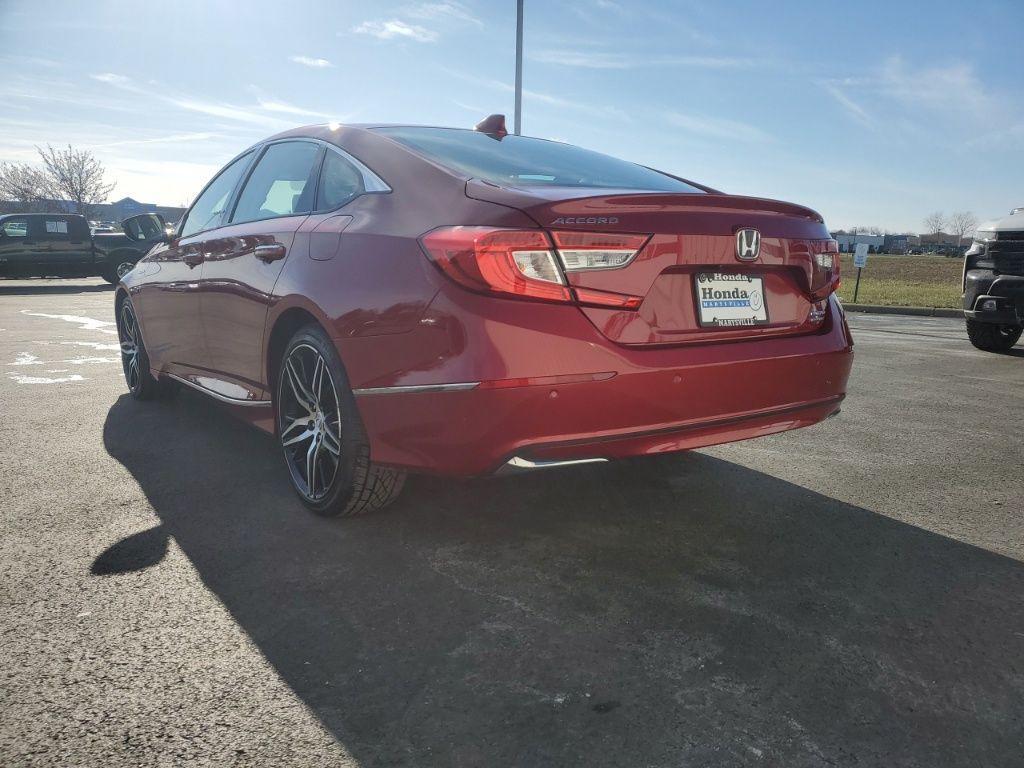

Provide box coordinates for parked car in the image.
[115,117,854,516]
[963,207,1024,351]
[0,212,168,283]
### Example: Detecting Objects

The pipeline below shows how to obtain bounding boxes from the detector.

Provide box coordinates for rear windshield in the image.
[373,127,705,193]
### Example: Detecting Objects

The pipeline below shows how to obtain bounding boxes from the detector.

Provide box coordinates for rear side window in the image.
[2,219,28,237]
[373,127,704,193]
[232,142,321,224]
[67,217,90,240]
[181,151,253,238]
[316,150,365,211]
[43,218,69,235]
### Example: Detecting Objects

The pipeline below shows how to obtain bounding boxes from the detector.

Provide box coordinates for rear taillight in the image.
[420,226,570,303]
[420,227,647,308]
[551,231,649,271]
[808,239,840,301]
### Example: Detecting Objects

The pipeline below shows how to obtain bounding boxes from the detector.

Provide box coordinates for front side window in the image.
[2,218,29,237]
[373,126,705,193]
[180,151,253,238]
[231,142,321,224]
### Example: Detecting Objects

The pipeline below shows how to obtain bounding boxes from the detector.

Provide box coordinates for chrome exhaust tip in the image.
[496,455,609,475]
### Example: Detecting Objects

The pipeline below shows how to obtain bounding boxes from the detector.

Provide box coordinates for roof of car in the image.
[263,123,511,143]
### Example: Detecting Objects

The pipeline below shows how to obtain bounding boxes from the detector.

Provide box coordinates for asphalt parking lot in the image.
[1,278,1022,767]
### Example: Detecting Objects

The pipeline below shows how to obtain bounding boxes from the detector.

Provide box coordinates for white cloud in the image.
[166,97,287,127]
[667,112,771,143]
[820,57,1020,144]
[353,19,438,42]
[404,1,482,26]
[289,55,333,68]
[441,68,632,122]
[90,73,334,130]
[255,98,333,120]
[91,72,131,86]
[531,50,755,70]
[877,56,993,113]
[88,132,222,149]
[820,82,874,129]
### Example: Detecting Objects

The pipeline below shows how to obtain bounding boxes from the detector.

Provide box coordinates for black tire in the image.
[103,259,136,285]
[966,319,1022,352]
[275,324,406,517]
[116,298,162,400]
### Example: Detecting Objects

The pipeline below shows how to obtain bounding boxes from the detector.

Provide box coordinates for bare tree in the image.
[36,144,115,220]
[0,162,59,212]
[923,211,947,237]
[949,211,978,248]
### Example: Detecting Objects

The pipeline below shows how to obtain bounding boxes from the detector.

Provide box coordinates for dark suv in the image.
[963,207,1024,352]
[0,212,167,283]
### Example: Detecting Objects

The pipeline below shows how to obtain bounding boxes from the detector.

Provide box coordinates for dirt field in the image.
[836,254,963,308]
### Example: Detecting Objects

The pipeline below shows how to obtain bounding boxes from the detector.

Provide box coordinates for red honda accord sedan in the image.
[115,117,853,516]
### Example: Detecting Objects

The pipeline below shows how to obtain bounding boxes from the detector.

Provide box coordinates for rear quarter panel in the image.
[265,128,538,391]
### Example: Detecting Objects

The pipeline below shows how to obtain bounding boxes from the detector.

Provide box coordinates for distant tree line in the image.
[924,211,978,247]
[835,211,979,249]
[0,145,115,221]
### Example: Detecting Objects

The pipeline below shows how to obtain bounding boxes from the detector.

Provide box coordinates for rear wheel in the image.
[966,319,1022,352]
[276,325,405,517]
[116,298,162,400]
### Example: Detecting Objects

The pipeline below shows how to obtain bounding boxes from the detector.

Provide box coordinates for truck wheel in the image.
[103,260,136,284]
[966,319,1022,352]
[276,324,406,517]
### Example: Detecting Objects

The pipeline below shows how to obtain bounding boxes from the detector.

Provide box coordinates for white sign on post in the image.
[853,243,870,269]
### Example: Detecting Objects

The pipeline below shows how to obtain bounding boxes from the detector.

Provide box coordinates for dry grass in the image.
[836,254,962,308]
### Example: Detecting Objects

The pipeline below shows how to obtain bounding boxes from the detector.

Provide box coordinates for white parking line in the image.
[9,373,85,385]
[20,310,116,335]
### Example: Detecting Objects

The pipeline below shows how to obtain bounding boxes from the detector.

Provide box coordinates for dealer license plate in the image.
[695,272,768,327]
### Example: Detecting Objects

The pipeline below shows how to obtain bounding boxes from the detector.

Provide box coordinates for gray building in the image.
[0,196,185,225]
[833,233,885,253]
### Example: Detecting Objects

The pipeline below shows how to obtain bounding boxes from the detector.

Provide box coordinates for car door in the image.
[131,151,254,379]
[33,215,92,273]
[0,216,40,275]
[198,140,323,399]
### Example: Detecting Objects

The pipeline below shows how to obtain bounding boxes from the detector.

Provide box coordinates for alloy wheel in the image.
[279,343,343,501]
[116,261,134,279]
[118,302,141,392]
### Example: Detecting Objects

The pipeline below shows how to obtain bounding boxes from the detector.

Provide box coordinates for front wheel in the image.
[276,325,406,517]
[966,318,1022,352]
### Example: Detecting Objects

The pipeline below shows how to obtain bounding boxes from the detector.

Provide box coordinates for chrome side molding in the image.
[352,382,480,396]
[497,455,609,475]
[165,373,271,407]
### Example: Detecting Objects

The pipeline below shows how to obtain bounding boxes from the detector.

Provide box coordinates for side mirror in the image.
[121,213,167,242]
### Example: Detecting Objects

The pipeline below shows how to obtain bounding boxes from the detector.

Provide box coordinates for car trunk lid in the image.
[466,181,836,345]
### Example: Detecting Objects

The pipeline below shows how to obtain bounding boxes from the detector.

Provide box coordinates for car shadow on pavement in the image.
[100,392,1024,767]
[0,281,114,295]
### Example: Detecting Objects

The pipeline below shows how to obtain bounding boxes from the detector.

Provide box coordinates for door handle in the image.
[254,244,286,263]
[183,250,204,268]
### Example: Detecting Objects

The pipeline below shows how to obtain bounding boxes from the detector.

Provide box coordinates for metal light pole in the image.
[514,0,523,135]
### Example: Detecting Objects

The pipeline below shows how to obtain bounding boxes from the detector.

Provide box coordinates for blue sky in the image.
[1,0,1021,232]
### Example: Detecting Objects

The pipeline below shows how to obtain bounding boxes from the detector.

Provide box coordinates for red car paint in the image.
[120,123,853,476]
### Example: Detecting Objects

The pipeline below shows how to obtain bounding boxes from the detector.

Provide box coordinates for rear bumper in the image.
[352,296,853,476]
